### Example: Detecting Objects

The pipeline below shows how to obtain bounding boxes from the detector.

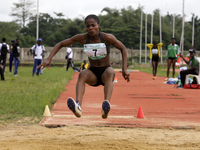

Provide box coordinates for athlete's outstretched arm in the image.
[37,34,85,69]
[104,33,130,82]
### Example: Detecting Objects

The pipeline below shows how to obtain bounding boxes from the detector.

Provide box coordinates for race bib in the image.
[84,43,107,60]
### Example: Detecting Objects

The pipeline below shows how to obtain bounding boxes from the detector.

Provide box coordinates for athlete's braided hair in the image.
[84,14,100,24]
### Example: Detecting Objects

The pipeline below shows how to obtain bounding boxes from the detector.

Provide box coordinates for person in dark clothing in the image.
[0,38,9,74]
[0,59,5,80]
[12,39,20,76]
[0,38,9,80]
[9,39,15,73]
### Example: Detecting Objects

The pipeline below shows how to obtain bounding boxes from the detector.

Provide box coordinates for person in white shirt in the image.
[30,38,45,76]
[0,38,10,80]
[66,44,79,72]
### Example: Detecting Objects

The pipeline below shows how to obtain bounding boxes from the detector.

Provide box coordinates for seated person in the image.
[80,60,89,71]
[177,49,199,89]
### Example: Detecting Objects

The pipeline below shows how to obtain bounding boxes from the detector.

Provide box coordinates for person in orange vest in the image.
[147,42,163,79]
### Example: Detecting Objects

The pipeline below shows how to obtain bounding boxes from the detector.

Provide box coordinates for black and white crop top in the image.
[84,32,110,60]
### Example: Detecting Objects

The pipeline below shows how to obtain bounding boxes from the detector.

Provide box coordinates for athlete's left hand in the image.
[122,70,130,82]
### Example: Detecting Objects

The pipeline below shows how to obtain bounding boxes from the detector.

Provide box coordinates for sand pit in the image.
[0,124,200,150]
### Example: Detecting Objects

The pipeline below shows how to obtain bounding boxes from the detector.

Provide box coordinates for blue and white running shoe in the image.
[101,100,110,119]
[67,97,82,118]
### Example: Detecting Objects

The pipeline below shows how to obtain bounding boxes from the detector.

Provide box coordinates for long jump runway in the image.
[40,71,200,128]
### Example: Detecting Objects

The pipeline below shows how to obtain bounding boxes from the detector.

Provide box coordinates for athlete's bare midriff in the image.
[89,55,111,67]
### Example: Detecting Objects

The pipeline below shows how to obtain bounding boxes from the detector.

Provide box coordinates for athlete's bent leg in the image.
[76,69,97,106]
[68,69,97,117]
[101,67,115,101]
[101,67,115,118]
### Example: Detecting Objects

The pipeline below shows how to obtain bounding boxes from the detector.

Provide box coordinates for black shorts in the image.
[168,57,176,60]
[152,55,159,62]
[89,66,111,86]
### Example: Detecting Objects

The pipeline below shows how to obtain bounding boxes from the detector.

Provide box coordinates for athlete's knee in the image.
[102,68,115,83]
[78,70,89,80]
[104,68,115,77]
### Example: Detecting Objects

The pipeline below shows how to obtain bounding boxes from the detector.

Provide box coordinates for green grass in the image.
[0,66,74,123]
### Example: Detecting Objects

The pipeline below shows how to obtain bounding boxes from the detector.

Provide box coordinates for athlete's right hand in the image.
[37,58,51,70]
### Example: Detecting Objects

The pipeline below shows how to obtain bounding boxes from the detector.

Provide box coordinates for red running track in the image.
[40,71,200,128]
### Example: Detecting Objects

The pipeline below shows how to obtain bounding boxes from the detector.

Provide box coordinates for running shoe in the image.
[101,100,110,119]
[164,78,169,81]
[67,97,82,118]
[176,84,184,89]
[153,77,156,80]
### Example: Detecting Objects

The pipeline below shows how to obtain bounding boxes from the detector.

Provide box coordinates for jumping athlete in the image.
[37,14,130,119]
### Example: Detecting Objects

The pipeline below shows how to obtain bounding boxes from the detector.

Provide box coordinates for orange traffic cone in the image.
[113,77,118,83]
[137,106,145,118]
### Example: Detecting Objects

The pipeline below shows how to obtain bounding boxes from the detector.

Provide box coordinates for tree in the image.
[53,12,65,18]
[4,5,199,50]
[0,21,35,47]
[100,7,122,28]
[0,22,21,41]
[11,0,35,28]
